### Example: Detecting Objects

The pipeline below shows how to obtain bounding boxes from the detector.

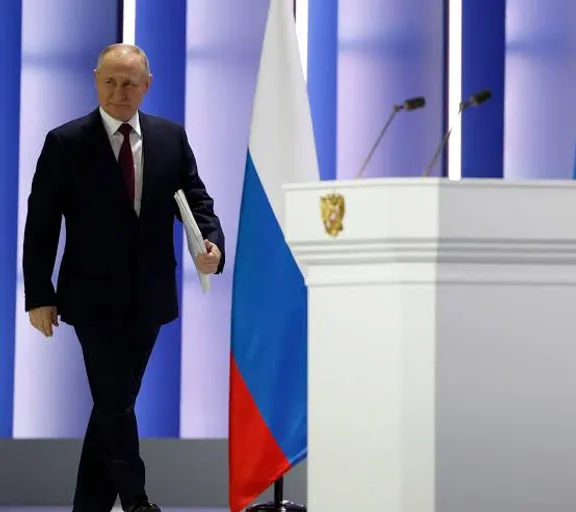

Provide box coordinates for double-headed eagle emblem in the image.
[320,192,345,237]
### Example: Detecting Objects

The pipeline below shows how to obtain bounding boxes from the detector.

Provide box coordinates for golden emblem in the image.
[320,192,345,237]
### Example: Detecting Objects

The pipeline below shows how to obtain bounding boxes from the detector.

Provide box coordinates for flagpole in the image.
[245,476,306,511]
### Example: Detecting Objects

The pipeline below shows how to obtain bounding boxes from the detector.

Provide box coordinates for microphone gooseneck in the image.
[355,96,426,179]
[422,89,492,177]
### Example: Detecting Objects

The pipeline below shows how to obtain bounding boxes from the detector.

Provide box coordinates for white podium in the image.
[284,178,576,512]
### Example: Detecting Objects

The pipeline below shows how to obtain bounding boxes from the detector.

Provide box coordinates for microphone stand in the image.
[423,89,492,177]
[355,105,402,179]
[422,103,464,177]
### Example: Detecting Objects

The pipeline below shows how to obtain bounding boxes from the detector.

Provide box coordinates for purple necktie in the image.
[118,123,134,204]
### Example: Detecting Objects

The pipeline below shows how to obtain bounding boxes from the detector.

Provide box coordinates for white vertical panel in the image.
[447,0,462,181]
[122,0,136,44]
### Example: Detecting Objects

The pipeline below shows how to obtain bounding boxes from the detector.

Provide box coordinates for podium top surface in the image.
[283,176,576,192]
[283,176,576,253]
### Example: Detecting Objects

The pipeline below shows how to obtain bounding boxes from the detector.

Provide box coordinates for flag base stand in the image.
[246,501,306,511]
[246,476,306,512]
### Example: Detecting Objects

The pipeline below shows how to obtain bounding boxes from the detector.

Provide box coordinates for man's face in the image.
[95,51,151,121]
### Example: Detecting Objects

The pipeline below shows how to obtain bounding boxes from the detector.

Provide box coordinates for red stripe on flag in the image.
[229,356,290,512]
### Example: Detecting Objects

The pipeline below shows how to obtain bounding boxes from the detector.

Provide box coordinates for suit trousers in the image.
[72,320,160,512]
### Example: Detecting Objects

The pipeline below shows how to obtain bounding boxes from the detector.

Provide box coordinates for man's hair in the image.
[96,43,151,75]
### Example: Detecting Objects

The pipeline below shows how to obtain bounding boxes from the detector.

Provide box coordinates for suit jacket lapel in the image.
[85,108,138,219]
[87,109,118,168]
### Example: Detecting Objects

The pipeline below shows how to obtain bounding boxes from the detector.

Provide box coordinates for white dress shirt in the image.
[99,106,144,216]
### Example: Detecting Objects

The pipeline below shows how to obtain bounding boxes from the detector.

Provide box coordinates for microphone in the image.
[355,96,426,179]
[403,96,426,111]
[422,89,492,177]
[460,89,492,110]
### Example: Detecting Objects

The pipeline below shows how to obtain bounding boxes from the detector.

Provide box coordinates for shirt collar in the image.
[99,106,142,138]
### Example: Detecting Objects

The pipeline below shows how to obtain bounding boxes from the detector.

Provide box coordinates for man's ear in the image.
[143,74,153,94]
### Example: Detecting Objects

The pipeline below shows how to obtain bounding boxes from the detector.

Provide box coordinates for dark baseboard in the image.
[0,439,306,507]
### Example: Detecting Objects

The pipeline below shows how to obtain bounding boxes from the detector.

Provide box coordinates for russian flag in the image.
[228,0,320,510]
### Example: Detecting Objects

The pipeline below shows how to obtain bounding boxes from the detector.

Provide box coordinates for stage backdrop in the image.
[2,0,576,441]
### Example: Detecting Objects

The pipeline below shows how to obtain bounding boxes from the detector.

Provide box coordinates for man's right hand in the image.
[29,306,59,337]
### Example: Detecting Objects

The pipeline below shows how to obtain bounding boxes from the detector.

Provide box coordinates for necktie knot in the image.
[118,123,132,137]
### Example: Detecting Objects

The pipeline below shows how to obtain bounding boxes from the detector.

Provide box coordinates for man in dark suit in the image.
[22,43,225,512]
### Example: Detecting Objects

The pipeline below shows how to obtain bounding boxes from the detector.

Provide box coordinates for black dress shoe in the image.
[126,502,161,512]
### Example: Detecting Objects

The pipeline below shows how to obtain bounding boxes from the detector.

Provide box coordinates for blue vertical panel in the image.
[13,0,119,438]
[134,0,186,438]
[461,0,505,179]
[337,0,444,179]
[505,1,576,180]
[307,0,338,181]
[0,0,22,439]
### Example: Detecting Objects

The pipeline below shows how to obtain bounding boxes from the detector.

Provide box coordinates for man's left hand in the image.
[196,240,221,274]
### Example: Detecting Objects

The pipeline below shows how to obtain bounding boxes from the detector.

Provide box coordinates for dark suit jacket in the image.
[22,108,225,326]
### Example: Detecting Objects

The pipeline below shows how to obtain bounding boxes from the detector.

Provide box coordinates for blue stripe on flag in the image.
[231,150,307,464]
[0,0,22,438]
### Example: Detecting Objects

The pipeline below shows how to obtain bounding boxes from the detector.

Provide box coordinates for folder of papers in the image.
[174,189,210,293]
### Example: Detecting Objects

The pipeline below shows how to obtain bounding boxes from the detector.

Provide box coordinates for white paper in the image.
[174,189,210,293]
